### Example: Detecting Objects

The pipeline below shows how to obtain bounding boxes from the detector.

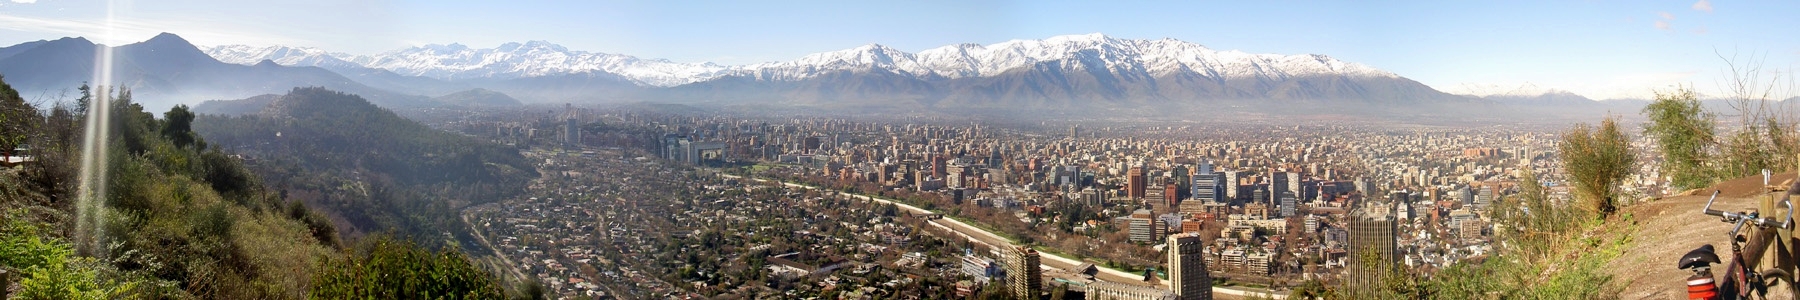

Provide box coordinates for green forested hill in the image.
[0,78,514,298]
[193,87,537,248]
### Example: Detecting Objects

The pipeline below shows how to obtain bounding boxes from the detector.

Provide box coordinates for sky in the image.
[0,0,1797,100]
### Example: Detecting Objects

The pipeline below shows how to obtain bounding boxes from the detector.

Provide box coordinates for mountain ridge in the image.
[201,33,1467,107]
[204,33,1399,88]
[0,32,439,111]
[0,32,1622,112]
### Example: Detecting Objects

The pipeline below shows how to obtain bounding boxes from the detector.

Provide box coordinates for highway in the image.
[722,174,1286,299]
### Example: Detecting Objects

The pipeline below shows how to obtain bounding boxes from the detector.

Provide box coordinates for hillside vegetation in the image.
[0,77,512,298]
[193,87,537,247]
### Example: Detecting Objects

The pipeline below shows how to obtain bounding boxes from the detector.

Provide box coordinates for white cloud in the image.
[1655,12,1675,31]
[1693,0,1713,13]
[10,0,37,4]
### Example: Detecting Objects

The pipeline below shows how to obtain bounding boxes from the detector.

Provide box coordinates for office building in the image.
[1347,206,1398,294]
[1192,164,1221,203]
[1279,191,1297,218]
[1168,233,1212,300]
[1222,171,1242,201]
[961,251,1000,284]
[1128,166,1147,199]
[564,118,580,146]
[1006,246,1041,299]
[1284,171,1303,202]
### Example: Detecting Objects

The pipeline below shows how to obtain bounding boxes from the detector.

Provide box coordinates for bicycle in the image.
[1681,187,1797,300]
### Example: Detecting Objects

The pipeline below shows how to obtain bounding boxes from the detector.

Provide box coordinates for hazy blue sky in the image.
[0,0,1796,100]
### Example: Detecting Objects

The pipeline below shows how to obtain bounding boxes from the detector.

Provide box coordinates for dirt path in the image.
[1608,173,1795,299]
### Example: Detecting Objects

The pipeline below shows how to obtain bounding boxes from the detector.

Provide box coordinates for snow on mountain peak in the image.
[1444,82,1573,97]
[498,40,568,53]
[1047,32,1114,44]
[202,34,1400,87]
[203,44,358,68]
[745,33,1397,81]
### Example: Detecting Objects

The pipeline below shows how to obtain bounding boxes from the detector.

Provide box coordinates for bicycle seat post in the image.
[1689,268,1719,299]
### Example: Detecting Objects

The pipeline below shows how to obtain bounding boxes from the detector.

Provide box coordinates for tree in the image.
[0,75,37,157]
[1709,52,1800,178]
[162,104,198,149]
[1641,87,1716,190]
[1557,117,1635,217]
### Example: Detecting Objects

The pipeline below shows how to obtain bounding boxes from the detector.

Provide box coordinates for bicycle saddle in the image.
[1679,244,1722,270]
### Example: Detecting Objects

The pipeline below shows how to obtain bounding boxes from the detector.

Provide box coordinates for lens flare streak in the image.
[74,1,116,257]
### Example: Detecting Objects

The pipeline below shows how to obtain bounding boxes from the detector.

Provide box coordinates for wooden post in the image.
[1766,181,1799,284]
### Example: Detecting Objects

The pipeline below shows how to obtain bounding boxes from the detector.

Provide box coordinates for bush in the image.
[2,209,141,299]
[0,209,66,273]
[1558,117,1635,217]
[311,236,504,299]
[18,255,138,300]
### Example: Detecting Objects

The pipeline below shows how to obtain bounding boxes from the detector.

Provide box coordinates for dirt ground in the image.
[1609,172,1797,299]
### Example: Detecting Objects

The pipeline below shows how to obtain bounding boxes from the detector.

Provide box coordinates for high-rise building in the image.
[1270,172,1289,207]
[1056,165,1082,187]
[1285,172,1304,201]
[1251,188,1268,218]
[802,136,822,153]
[931,155,948,179]
[1168,233,1213,300]
[1165,183,1181,207]
[1348,206,1398,294]
[1279,191,1297,218]
[564,118,580,146]
[1222,171,1242,201]
[1476,185,1496,210]
[1457,186,1475,207]
[1128,166,1148,199]
[1192,163,1221,203]
[1006,246,1041,299]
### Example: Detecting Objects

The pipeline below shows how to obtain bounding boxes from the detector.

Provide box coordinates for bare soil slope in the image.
[1609,172,1796,299]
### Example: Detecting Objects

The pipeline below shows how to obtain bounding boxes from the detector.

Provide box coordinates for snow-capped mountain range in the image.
[204,33,1399,88]
[0,32,1621,118]
[207,41,733,86]
[1443,82,1571,97]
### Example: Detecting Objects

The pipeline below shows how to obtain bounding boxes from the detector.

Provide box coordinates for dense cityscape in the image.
[427,105,1669,299]
[4,1,1793,299]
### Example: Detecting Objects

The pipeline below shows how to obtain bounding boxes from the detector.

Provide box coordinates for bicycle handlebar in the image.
[1702,189,1794,231]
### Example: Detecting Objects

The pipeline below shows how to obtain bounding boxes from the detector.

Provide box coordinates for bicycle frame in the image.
[1693,186,1798,300]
